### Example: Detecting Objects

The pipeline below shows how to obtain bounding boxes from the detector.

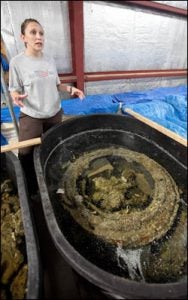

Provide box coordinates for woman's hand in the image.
[70,87,85,100]
[10,92,28,107]
[58,84,85,100]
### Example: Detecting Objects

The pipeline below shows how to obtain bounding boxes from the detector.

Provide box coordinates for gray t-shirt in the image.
[9,52,61,118]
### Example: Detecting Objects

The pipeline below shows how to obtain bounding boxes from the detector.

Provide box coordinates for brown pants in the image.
[18,109,63,155]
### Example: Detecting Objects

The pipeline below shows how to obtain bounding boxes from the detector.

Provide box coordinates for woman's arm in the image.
[10,91,28,107]
[57,84,85,100]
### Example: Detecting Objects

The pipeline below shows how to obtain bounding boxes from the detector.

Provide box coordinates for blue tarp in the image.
[1,106,21,122]
[62,94,119,115]
[1,133,8,145]
[1,53,9,94]
[0,94,119,122]
[1,85,187,143]
[112,85,187,104]
[1,54,9,71]
[113,85,187,139]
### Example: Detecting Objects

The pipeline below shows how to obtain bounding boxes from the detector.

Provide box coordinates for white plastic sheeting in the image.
[84,1,187,72]
[1,1,72,73]
[85,77,186,95]
[153,1,187,9]
[83,1,187,94]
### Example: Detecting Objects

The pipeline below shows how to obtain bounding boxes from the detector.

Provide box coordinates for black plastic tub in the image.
[34,114,187,299]
[1,152,42,299]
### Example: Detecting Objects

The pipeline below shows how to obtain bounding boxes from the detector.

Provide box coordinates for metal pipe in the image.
[109,1,187,17]
[1,65,19,137]
[58,69,187,83]
[84,69,187,82]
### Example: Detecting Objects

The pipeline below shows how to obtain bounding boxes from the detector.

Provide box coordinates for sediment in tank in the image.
[54,146,187,283]
[1,179,28,300]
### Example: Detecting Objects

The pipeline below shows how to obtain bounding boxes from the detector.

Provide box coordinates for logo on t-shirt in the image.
[35,70,49,78]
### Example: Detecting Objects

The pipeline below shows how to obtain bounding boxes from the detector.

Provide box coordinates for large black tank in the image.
[34,114,187,299]
[1,152,42,299]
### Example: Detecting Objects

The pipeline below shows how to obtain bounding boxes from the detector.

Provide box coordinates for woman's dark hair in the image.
[21,18,42,35]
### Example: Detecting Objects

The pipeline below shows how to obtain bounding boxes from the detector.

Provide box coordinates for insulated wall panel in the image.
[1,1,72,73]
[84,1,187,72]
[153,1,187,9]
[85,77,187,95]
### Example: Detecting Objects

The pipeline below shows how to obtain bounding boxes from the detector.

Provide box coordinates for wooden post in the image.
[1,138,42,153]
[125,108,187,147]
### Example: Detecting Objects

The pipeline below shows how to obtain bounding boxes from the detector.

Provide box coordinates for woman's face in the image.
[21,22,44,53]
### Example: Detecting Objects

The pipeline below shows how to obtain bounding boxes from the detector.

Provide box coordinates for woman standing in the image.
[9,18,85,196]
